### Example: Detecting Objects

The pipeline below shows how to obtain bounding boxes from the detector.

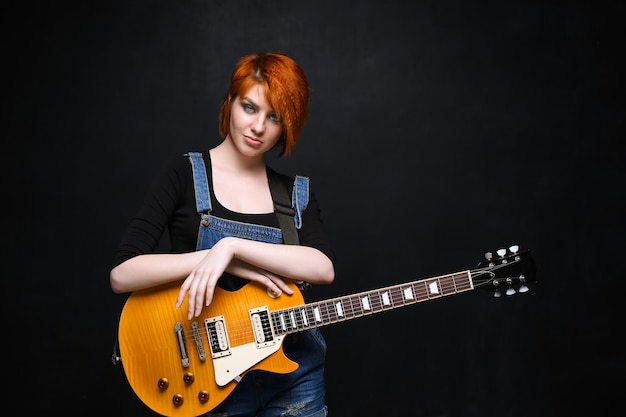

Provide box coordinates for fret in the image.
[390,286,405,305]
[349,295,365,317]
[403,286,415,301]
[414,282,428,300]
[343,296,355,318]
[360,294,371,311]
[288,310,296,329]
[278,311,286,331]
[380,290,392,309]
[345,297,354,318]
[322,300,338,323]
[423,280,440,299]
[271,271,476,336]
[444,276,459,294]
[456,272,473,291]
[324,300,336,323]
[334,300,344,318]
[311,304,322,323]
[449,275,458,293]
[299,307,309,327]
[342,296,354,318]
[368,290,382,312]
[291,308,303,329]
[337,297,349,319]
[337,299,348,320]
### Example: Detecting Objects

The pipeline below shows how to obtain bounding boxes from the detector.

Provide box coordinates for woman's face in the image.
[228,83,283,157]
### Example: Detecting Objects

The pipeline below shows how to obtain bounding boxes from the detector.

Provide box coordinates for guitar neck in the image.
[271,271,474,336]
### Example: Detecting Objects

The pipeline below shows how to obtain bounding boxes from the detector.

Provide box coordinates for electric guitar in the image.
[114,245,536,417]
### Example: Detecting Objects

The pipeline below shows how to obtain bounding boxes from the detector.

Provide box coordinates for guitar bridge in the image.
[205,316,231,358]
[249,306,277,348]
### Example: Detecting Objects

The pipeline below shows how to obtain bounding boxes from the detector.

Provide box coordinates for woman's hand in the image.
[175,237,294,319]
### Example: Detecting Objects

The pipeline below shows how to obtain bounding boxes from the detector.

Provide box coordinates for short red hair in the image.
[218,52,310,157]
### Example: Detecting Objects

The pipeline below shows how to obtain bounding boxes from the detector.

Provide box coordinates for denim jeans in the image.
[203,329,328,417]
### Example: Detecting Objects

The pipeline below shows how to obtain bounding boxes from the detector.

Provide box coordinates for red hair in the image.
[218,52,310,157]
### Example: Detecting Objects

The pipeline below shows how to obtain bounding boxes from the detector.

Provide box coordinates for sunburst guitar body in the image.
[118,280,303,417]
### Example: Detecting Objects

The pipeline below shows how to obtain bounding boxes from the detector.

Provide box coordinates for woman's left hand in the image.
[175,237,294,319]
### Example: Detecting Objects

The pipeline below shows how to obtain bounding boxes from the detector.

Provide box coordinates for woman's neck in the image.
[210,138,266,174]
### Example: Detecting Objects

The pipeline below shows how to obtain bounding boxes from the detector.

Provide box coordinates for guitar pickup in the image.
[249,306,277,348]
[205,316,231,358]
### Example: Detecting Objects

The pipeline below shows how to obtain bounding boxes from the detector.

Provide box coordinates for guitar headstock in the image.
[471,245,537,297]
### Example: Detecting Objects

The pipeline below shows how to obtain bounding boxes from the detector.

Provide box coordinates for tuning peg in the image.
[518,274,529,293]
[509,245,519,253]
[505,277,516,295]
[497,248,507,258]
[485,252,493,261]
[492,278,501,297]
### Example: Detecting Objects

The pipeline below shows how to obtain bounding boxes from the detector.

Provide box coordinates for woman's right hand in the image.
[175,237,294,319]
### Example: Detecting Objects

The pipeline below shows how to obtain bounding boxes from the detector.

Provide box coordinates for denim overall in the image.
[187,152,328,417]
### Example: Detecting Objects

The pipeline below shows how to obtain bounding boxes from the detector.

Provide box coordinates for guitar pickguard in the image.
[212,335,285,386]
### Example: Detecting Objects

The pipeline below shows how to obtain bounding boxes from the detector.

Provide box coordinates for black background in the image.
[8,1,625,416]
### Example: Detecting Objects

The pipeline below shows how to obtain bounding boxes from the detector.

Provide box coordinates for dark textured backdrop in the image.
[8,1,625,416]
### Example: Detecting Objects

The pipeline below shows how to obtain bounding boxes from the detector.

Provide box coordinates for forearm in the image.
[110,251,209,293]
[110,237,335,294]
[224,237,335,285]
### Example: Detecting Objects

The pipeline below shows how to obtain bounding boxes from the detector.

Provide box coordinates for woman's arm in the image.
[110,250,208,293]
[111,236,335,319]
[176,236,334,319]
[110,238,333,294]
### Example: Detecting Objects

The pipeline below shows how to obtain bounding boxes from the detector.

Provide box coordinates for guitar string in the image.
[179,273,472,346]
[175,257,517,343]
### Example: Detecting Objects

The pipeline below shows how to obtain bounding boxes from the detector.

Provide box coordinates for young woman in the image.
[110,52,335,417]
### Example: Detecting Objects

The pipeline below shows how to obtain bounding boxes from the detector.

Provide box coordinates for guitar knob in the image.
[183,372,195,385]
[172,394,184,407]
[485,252,493,260]
[198,390,210,403]
[519,285,529,293]
[493,289,502,298]
[509,245,519,253]
[497,248,507,258]
[158,378,170,391]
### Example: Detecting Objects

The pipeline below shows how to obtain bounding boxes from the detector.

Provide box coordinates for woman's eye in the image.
[243,103,255,113]
[269,114,279,123]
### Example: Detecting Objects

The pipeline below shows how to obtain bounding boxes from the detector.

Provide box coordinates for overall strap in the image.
[185,151,303,245]
[292,175,309,230]
[185,152,211,226]
[267,168,300,245]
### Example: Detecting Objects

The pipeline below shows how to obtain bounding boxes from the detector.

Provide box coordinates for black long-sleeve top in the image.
[111,151,336,276]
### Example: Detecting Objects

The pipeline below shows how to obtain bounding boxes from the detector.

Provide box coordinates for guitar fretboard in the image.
[271,271,473,335]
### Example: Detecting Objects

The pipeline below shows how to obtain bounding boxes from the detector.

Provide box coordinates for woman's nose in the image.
[251,115,265,134]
